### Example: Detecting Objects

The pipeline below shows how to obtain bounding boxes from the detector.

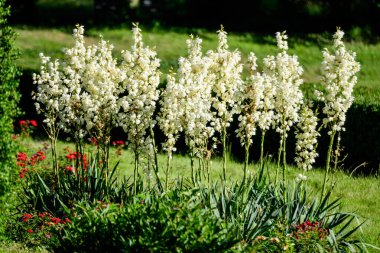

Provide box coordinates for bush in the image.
[18,150,130,216]
[0,0,21,196]
[49,191,237,252]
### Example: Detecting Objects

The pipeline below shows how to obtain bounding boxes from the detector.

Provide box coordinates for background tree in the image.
[0,0,21,195]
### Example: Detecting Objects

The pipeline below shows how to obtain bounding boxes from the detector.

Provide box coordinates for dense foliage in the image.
[0,0,21,195]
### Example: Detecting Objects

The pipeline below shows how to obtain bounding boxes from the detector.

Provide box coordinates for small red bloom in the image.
[17,152,28,162]
[22,213,33,222]
[89,137,98,146]
[29,120,37,127]
[19,168,28,179]
[65,166,75,173]
[27,229,33,233]
[65,153,77,160]
[51,217,62,224]
[19,120,27,126]
[112,140,125,146]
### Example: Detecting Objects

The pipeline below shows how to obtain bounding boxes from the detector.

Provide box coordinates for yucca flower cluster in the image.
[319,28,360,134]
[207,27,243,179]
[33,24,359,189]
[235,53,266,176]
[208,27,243,133]
[263,31,304,179]
[265,31,304,139]
[158,36,215,183]
[35,25,123,140]
[295,104,320,170]
[118,24,161,156]
[33,25,124,176]
[178,36,214,158]
[158,72,183,158]
[318,28,360,197]
[236,53,263,148]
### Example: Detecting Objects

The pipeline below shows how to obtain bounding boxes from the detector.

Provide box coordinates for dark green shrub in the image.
[0,0,21,196]
[50,191,237,252]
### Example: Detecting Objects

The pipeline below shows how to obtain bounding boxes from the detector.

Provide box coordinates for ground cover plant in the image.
[1,21,379,253]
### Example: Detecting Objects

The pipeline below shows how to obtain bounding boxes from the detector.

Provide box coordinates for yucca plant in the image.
[273,180,368,252]
[18,154,130,215]
[194,166,278,243]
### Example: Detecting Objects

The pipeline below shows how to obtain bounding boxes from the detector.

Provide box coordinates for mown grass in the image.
[15,137,379,251]
[14,27,380,107]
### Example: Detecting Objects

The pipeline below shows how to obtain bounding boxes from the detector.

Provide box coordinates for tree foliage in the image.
[0,0,21,195]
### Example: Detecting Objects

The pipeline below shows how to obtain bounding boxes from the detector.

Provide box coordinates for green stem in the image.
[190,151,195,185]
[133,149,139,194]
[165,153,171,191]
[206,158,210,186]
[50,135,59,187]
[282,133,287,183]
[333,132,341,172]
[149,126,163,193]
[260,131,266,169]
[276,136,282,185]
[322,131,335,199]
[243,142,249,184]
[222,127,227,182]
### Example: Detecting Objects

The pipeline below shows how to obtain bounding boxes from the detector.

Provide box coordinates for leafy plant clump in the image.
[9,147,368,252]
[0,0,22,196]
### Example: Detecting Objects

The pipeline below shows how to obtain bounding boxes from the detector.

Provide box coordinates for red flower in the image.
[36,150,46,161]
[65,153,77,160]
[17,152,28,162]
[19,120,27,126]
[27,229,33,233]
[22,213,33,222]
[65,166,75,173]
[112,140,125,146]
[19,168,28,179]
[89,137,98,146]
[29,120,37,127]
[51,217,62,224]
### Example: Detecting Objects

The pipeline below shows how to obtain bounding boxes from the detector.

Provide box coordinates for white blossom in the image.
[173,35,214,157]
[236,53,264,147]
[33,24,123,141]
[296,173,308,182]
[263,31,304,139]
[157,72,184,157]
[118,24,161,154]
[319,28,360,134]
[295,104,320,170]
[207,27,243,133]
